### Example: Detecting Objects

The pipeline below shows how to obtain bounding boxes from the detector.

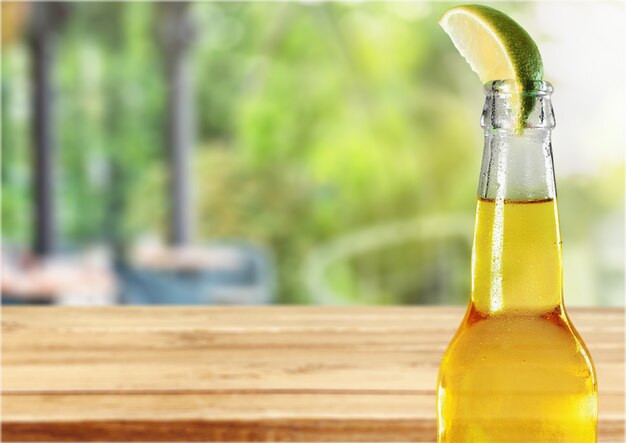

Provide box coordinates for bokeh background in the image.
[2,1,624,306]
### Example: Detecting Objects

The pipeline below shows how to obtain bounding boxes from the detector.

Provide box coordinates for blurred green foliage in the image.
[2,2,623,304]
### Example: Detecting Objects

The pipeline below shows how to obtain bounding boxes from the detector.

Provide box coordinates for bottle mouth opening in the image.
[484,80,553,96]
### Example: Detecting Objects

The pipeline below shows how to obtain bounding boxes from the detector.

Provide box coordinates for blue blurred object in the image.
[116,243,275,305]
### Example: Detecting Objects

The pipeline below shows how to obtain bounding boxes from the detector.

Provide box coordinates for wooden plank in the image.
[5,392,622,442]
[2,307,624,442]
[4,391,624,421]
[3,306,623,328]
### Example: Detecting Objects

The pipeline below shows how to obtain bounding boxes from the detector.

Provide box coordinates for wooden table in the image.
[3,307,624,442]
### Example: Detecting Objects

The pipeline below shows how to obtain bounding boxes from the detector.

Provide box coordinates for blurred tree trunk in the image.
[156,2,196,246]
[29,2,67,257]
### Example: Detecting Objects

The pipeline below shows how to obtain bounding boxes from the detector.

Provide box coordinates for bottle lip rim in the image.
[484,80,553,95]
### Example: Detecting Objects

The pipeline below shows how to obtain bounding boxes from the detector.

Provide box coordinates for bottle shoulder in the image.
[438,305,597,389]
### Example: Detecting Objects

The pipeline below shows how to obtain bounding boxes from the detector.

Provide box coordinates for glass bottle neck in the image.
[478,129,556,201]
[471,83,562,315]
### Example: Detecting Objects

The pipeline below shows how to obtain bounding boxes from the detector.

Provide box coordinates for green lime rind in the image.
[443,5,544,132]
[466,5,543,132]
[463,5,543,81]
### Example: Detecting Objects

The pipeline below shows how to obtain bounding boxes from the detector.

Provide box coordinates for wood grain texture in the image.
[2,306,624,442]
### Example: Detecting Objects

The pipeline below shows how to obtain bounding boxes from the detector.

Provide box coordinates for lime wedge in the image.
[439,5,543,131]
